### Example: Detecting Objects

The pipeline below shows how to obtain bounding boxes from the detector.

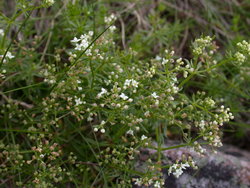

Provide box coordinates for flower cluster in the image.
[133,177,165,188]
[104,14,117,32]
[154,49,175,66]
[40,64,57,84]
[235,40,250,65]
[168,157,197,178]
[71,31,93,54]
[44,0,55,6]
[187,93,235,149]
[69,30,114,61]
[192,36,213,56]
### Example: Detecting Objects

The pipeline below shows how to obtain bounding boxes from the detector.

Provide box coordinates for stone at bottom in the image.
[135,142,250,188]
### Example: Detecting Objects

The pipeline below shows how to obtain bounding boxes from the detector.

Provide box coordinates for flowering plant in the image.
[0,1,246,187]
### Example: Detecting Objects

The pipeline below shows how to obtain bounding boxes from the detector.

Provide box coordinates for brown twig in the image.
[178,26,189,55]
[118,16,126,49]
[0,92,34,109]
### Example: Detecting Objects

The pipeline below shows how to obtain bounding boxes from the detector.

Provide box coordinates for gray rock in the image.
[136,142,250,188]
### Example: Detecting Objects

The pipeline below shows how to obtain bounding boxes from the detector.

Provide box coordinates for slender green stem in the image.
[149,141,208,151]
[3,82,44,94]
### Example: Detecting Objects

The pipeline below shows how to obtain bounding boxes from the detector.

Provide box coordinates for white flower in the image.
[148,179,153,185]
[75,98,83,106]
[101,88,107,93]
[6,52,14,59]
[71,33,93,51]
[126,129,134,136]
[97,88,108,98]
[131,79,138,88]
[141,135,147,141]
[124,79,139,89]
[124,79,130,87]
[104,14,116,24]
[75,41,89,51]
[0,51,14,63]
[93,128,98,132]
[134,178,142,186]
[128,98,133,102]
[40,154,45,158]
[155,55,162,61]
[100,128,105,133]
[168,162,190,178]
[151,92,159,99]
[173,168,183,178]
[119,93,128,100]
[162,58,169,65]
[0,29,4,36]
[87,116,93,122]
[198,120,206,130]
[154,181,161,188]
[109,25,116,32]
[71,37,81,43]
[172,77,178,83]
[180,162,190,169]
[144,111,150,117]
[123,105,128,110]
[88,31,94,36]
